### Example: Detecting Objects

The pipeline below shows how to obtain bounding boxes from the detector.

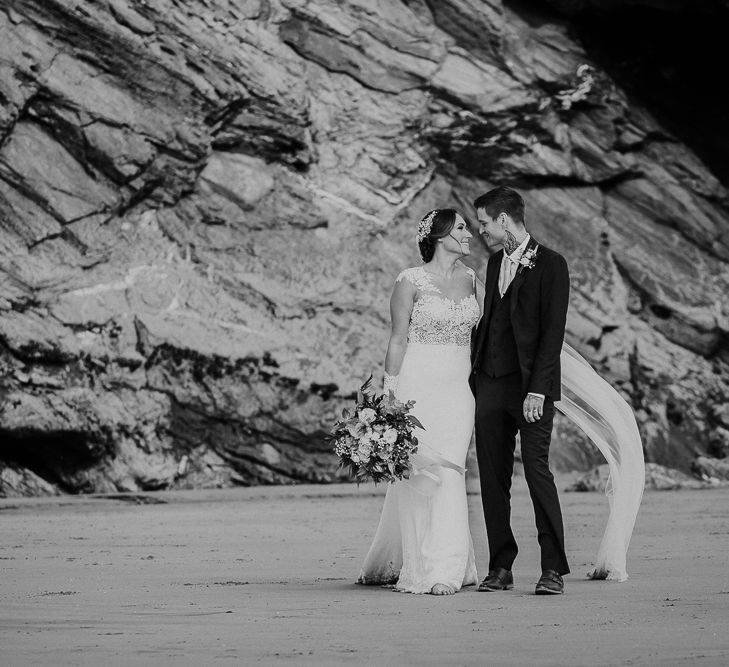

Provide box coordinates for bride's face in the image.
[443,214,472,256]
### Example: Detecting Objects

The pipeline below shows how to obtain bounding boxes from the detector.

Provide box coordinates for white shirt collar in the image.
[504,233,530,262]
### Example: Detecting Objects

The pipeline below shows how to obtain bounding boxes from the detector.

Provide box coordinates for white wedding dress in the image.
[357,266,480,593]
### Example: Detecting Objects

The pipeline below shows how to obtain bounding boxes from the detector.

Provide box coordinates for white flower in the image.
[358,408,377,424]
[517,245,539,271]
[383,428,398,445]
[347,421,365,438]
[358,441,373,459]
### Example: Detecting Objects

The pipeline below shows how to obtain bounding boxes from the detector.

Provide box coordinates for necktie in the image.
[498,253,519,297]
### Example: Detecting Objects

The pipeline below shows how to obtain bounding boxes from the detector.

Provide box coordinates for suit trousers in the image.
[474,370,570,575]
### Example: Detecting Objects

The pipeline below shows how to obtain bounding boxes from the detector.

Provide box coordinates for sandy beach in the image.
[1,479,728,666]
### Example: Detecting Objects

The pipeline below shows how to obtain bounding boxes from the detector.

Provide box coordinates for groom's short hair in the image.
[473,186,525,224]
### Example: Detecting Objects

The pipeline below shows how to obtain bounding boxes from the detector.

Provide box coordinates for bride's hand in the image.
[383,372,399,397]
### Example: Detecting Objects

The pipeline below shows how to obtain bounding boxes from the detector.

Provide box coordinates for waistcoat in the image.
[482,288,519,377]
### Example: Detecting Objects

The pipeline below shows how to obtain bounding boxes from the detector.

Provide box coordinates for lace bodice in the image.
[396,266,480,347]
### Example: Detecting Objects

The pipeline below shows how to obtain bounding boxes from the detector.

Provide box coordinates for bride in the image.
[357,208,644,594]
[358,208,480,595]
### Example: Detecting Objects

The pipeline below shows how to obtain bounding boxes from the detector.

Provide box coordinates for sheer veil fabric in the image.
[558,343,645,581]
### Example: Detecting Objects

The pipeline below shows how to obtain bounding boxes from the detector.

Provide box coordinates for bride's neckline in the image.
[421,265,459,281]
[416,266,475,305]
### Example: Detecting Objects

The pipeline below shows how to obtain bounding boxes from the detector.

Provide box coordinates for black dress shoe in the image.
[535,569,564,595]
[477,567,513,591]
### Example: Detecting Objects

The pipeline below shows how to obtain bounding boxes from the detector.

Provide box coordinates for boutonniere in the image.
[516,245,539,273]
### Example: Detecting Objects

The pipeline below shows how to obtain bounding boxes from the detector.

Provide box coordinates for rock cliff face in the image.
[1,0,728,495]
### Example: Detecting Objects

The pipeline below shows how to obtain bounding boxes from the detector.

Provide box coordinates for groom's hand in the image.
[523,393,544,423]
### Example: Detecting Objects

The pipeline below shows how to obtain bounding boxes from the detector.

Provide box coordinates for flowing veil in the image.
[557,343,645,581]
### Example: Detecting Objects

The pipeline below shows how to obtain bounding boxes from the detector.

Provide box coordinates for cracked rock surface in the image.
[1,0,728,495]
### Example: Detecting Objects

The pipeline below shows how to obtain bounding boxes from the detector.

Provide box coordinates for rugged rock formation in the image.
[565,462,725,492]
[1,0,728,495]
[691,455,729,483]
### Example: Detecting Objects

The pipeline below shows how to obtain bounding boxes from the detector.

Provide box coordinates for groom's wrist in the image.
[527,392,544,400]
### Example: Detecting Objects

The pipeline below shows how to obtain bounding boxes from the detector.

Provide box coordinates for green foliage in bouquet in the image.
[328,375,424,484]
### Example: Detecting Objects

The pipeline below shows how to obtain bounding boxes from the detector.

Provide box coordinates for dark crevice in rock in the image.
[310,382,339,400]
[27,226,91,256]
[141,342,262,378]
[116,176,165,215]
[0,336,73,366]
[649,304,672,321]
[212,130,312,172]
[0,429,110,494]
[586,324,619,351]
[715,336,729,368]
[513,170,642,190]
[147,139,208,166]
[208,93,314,167]
[421,104,562,177]
[4,295,41,314]
[665,399,684,427]
[276,300,373,321]
[206,98,249,131]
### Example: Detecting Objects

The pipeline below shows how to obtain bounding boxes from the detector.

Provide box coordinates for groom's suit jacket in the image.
[471,237,570,401]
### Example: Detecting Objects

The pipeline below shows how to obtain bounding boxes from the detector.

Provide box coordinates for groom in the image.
[470,186,570,595]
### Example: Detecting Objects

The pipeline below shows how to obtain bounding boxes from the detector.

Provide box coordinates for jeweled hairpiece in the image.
[417,210,437,242]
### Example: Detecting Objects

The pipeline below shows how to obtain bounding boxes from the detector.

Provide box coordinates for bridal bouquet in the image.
[329,376,423,484]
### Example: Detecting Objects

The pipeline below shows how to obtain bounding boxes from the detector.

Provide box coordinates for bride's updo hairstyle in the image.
[417,208,458,263]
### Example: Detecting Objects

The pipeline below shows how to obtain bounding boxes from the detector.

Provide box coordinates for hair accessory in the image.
[417,210,437,242]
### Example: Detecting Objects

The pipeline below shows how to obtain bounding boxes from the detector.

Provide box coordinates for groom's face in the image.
[477,208,506,249]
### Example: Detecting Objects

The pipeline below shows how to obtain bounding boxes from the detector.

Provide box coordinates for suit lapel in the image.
[509,236,539,316]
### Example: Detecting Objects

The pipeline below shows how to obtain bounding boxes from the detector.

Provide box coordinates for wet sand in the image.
[1,479,728,666]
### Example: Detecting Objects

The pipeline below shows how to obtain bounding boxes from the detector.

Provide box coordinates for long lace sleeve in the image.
[557,343,645,581]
